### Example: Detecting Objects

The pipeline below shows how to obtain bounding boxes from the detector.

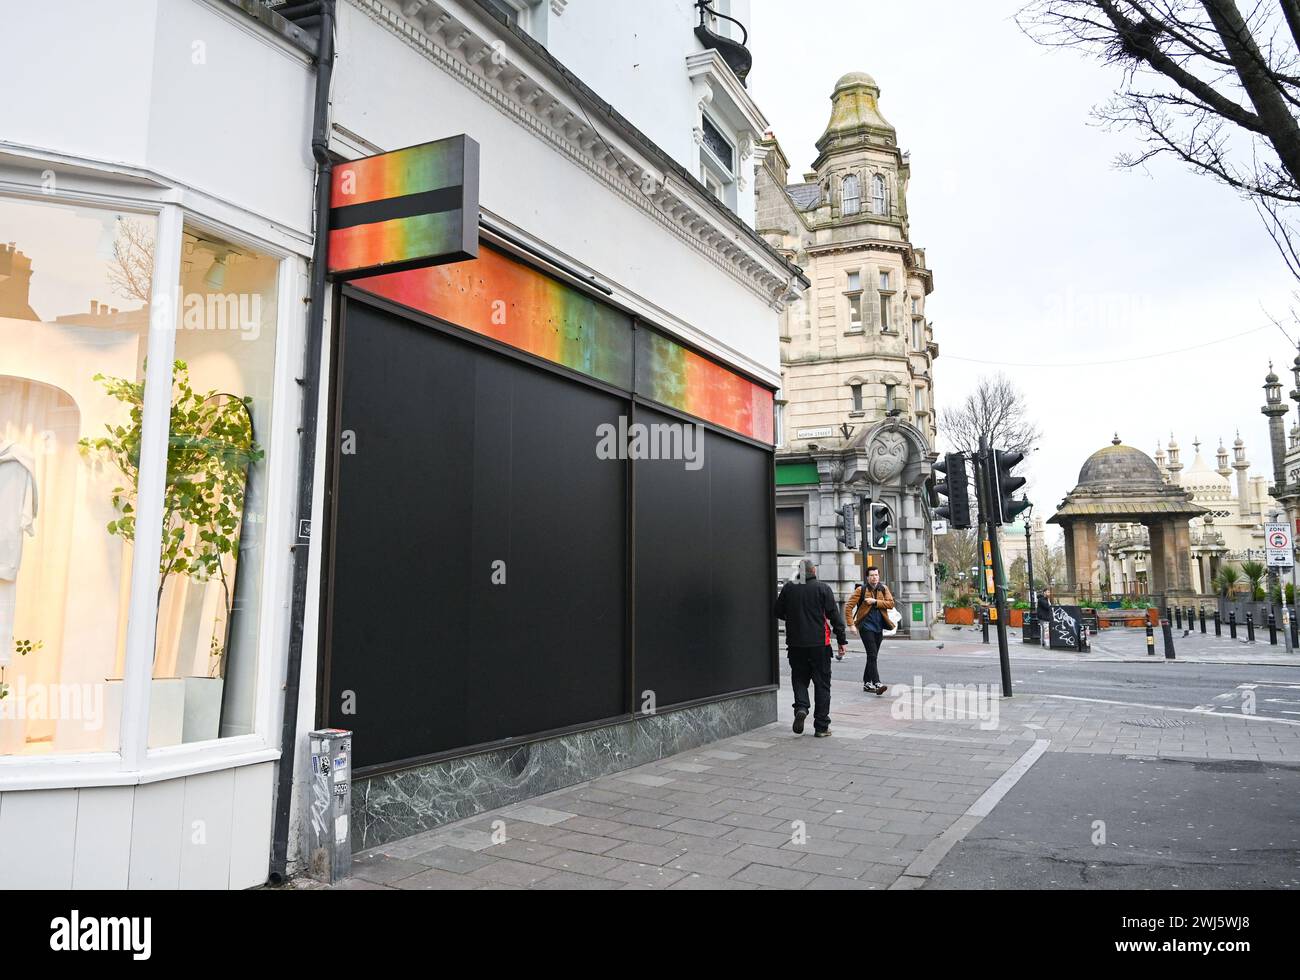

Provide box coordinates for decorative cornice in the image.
[358,0,800,308]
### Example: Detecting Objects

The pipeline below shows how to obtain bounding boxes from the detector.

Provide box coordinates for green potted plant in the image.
[79,360,262,745]
[944,592,975,625]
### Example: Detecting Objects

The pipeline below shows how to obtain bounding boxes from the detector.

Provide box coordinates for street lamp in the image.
[1023,502,1036,607]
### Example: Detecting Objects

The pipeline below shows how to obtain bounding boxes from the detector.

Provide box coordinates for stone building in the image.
[1098,434,1277,594]
[758,71,938,636]
[1050,438,1204,604]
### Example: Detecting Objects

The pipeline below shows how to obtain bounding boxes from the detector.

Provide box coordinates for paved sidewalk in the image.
[295,664,1300,890]
[932,622,1300,666]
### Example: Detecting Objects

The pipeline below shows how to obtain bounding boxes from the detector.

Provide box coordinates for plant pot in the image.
[1009,609,1025,628]
[103,677,185,749]
[944,607,975,625]
[183,676,225,743]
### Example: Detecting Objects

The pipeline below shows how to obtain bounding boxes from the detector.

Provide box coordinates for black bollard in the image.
[1247,612,1256,643]
[1292,614,1298,648]
[1214,609,1221,637]
[1146,623,1155,656]
[1199,607,1207,634]
[1269,610,1278,645]
[981,607,990,645]
[1162,619,1176,659]
[1175,607,1183,630]
[1230,611,1237,639]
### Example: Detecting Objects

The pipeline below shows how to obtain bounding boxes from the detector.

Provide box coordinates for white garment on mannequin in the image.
[0,441,38,667]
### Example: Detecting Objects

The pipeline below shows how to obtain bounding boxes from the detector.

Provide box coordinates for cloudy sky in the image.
[748,0,1298,534]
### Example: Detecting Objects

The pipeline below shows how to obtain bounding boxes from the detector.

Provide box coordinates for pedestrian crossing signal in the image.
[869,503,893,551]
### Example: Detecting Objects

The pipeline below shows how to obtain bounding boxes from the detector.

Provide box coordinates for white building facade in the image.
[0,0,802,888]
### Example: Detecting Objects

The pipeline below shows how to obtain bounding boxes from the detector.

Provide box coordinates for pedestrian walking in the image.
[775,559,847,738]
[846,566,895,696]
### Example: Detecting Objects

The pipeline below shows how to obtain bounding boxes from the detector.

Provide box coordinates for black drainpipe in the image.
[268,0,335,885]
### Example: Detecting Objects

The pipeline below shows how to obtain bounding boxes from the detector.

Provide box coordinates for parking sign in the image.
[1267,522,1293,567]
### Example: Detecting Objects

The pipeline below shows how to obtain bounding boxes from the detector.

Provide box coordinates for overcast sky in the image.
[748,0,1298,536]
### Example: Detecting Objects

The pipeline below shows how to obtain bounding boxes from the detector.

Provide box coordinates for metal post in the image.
[1162,619,1175,659]
[1199,606,1207,634]
[1247,612,1256,643]
[978,435,1013,696]
[1024,517,1036,607]
[1214,609,1221,637]
[1293,561,1299,654]
[1230,611,1238,639]
[1269,610,1278,645]
[981,605,990,644]
[1175,606,1183,630]
[1146,622,1155,656]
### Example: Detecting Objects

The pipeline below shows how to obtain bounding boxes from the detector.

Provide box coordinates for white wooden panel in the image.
[0,789,77,888]
[72,785,135,889]
[179,769,235,889]
[229,763,275,889]
[128,778,185,889]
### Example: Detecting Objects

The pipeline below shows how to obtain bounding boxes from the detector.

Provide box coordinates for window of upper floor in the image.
[872,174,887,215]
[485,0,550,44]
[698,112,738,208]
[842,173,861,215]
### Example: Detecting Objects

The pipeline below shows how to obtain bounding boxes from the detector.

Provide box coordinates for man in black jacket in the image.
[775,559,848,737]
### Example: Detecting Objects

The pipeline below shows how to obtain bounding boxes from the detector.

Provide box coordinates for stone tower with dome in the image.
[756,71,939,635]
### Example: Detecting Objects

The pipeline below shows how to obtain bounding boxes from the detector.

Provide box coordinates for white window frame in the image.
[0,161,307,790]
[872,174,887,214]
[842,173,861,215]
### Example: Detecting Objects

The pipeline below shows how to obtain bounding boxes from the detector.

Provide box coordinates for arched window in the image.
[872,174,887,214]
[842,173,860,215]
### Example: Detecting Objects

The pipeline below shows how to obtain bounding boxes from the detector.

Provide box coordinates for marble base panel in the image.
[350,691,777,851]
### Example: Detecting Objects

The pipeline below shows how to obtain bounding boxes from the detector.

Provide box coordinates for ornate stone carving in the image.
[867,431,909,484]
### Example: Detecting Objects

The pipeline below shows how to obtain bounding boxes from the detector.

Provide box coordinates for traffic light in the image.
[835,502,857,550]
[932,453,972,529]
[992,450,1030,524]
[869,502,893,551]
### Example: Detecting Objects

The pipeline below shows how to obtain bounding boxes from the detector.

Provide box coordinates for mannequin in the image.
[0,439,39,667]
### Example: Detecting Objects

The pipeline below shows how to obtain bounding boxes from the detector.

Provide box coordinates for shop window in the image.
[776,507,805,556]
[142,228,280,746]
[0,196,157,755]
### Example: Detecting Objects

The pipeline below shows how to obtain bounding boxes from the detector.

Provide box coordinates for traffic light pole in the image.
[978,435,1013,697]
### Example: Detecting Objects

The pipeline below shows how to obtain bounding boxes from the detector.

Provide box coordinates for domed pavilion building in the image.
[1050,437,1205,604]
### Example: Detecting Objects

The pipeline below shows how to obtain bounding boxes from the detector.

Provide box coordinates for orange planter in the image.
[944,607,975,625]
[1009,609,1024,628]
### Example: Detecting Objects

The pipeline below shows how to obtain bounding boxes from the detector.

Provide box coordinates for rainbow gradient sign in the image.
[327,135,479,281]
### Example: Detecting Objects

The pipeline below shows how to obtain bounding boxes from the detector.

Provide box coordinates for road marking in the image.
[1039,694,1300,726]
[890,738,1051,889]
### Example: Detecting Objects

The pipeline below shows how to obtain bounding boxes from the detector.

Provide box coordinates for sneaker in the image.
[875,684,889,697]
[793,710,807,735]
[863,683,874,693]
[814,730,832,738]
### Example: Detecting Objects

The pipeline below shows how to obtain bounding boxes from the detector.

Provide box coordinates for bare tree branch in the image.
[938,373,1042,456]
[1019,0,1300,281]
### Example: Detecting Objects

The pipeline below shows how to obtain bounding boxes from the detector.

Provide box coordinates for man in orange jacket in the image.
[845,566,895,696]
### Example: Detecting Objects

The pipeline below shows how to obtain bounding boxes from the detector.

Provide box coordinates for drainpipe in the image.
[268,0,334,884]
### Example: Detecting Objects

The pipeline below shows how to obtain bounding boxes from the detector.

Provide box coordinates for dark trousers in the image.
[860,627,884,685]
[788,645,832,733]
